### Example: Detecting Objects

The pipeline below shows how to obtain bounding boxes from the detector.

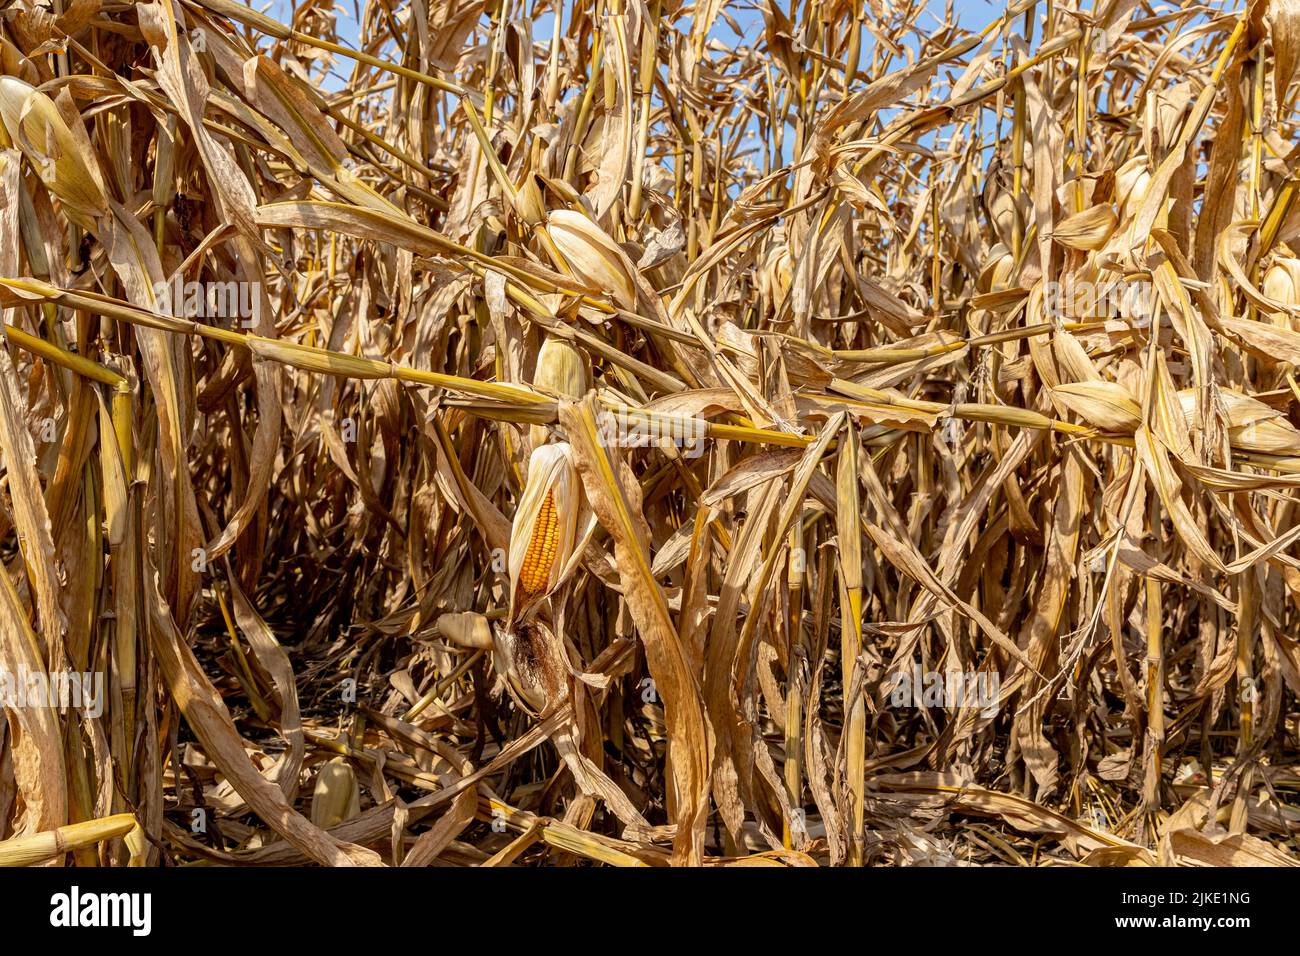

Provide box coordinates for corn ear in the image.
[1054,381,1142,431]
[491,619,567,716]
[977,244,1015,293]
[531,336,590,447]
[438,610,494,649]
[1053,204,1118,250]
[546,208,637,309]
[533,336,590,399]
[508,442,580,622]
[1178,387,1300,455]
[0,77,108,226]
[310,758,361,830]
[1115,156,1152,217]
[0,813,137,867]
[1262,258,1300,327]
[990,191,1021,247]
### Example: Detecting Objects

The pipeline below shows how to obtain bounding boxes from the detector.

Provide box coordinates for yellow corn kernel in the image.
[507,442,579,623]
[518,489,558,598]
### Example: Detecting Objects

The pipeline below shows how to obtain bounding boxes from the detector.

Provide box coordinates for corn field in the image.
[0,0,1299,869]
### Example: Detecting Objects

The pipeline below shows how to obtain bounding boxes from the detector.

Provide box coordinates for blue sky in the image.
[260,0,1004,81]
[245,0,1022,182]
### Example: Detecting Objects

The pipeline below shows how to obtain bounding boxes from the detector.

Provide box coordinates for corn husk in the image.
[546,208,637,309]
[1053,381,1142,431]
[977,244,1015,293]
[1053,204,1118,250]
[989,191,1021,247]
[1179,387,1300,455]
[1262,257,1300,327]
[0,77,107,226]
[310,758,361,830]
[531,336,590,447]
[1115,156,1153,218]
[491,619,568,716]
[438,610,494,649]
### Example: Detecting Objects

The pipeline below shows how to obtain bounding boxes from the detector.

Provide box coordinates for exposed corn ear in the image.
[508,442,580,622]
[519,489,559,596]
